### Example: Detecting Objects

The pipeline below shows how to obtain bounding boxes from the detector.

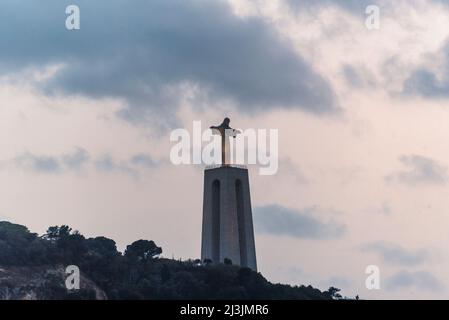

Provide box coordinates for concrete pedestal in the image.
[201,166,257,271]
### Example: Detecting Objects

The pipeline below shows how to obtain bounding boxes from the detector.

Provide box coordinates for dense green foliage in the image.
[0,221,335,300]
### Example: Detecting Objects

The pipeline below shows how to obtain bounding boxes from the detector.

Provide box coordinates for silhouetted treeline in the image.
[0,221,338,300]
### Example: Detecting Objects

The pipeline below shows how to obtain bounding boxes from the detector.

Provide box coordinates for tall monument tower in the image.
[201,118,257,271]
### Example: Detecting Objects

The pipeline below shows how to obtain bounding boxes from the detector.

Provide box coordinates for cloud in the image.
[385,270,444,292]
[386,155,448,185]
[342,65,377,89]
[286,0,380,14]
[95,153,160,177]
[402,40,449,98]
[14,148,89,173]
[95,155,135,176]
[403,68,449,97]
[361,242,430,266]
[95,156,116,172]
[254,205,346,239]
[15,153,60,173]
[13,149,156,176]
[130,154,158,168]
[62,147,90,170]
[0,0,339,127]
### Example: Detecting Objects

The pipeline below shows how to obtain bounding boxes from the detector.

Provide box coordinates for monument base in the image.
[201,165,257,271]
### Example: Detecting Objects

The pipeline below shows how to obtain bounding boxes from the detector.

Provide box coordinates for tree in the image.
[160,264,171,283]
[224,258,233,265]
[86,237,119,258]
[325,287,342,300]
[203,258,213,266]
[124,240,162,261]
[0,221,48,266]
[44,225,72,241]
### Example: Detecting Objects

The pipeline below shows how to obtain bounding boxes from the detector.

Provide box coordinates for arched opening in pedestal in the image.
[235,179,247,267]
[212,179,220,264]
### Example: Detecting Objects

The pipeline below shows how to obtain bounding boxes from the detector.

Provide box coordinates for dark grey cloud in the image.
[0,0,339,127]
[403,39,449,97]
[254,205,346,239]
[15,153,60,173]
[386,155,448,185]
[403,69,449,97]
[343,65,364,88]
[287,0,380,15]
[361,242,430,266]
[14,148,89,173]
[385,270,444,292]
[398,2,449,98]
[430,0,449,9]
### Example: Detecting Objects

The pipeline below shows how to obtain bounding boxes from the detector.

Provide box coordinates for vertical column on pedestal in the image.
[201,166,257,271]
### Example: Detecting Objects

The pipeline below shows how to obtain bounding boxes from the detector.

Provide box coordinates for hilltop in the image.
[0,221,338,300]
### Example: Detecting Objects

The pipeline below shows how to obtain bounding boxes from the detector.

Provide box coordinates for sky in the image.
[1,0,449,299]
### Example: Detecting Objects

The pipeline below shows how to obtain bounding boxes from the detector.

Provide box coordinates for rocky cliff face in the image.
[0,265,107,300]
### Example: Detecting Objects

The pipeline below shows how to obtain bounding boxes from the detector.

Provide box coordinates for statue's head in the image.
[223,117,230,126]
